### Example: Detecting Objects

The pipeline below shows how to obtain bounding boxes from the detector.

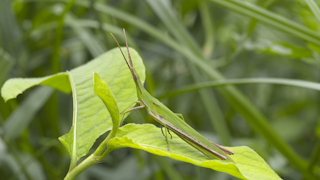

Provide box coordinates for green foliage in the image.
[2,86,54,140]
[159,78,320,99]
[1,0,320,179]
[1,73,71,101]
[2,46,279,179]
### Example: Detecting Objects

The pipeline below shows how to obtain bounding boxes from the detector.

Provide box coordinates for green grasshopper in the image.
[110,29,234,161]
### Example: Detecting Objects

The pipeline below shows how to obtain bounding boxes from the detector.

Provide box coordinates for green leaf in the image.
[210,0,320,46]
[305,0,320,24]
[1,48,146,163]
[109,124,281,180]
[93,72,119,127]
[1,73,71,102]
[248,41,313,59]
[158,78,320,99]
[66,14,106,57]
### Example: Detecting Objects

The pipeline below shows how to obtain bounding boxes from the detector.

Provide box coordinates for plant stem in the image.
[308,139,320,172]
[64,148,113,180]
[52,0,76,74]
[94,129,117,157]
[64,119,118,180]
[64,130,116,180]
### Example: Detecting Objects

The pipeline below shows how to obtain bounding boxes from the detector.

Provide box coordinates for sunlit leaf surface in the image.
[110,124,281,180]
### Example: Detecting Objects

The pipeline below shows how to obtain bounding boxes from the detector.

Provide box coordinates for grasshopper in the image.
[110,29,234,161]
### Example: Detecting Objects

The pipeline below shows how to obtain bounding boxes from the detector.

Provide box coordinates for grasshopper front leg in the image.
[160,124,171,151]
[118,101,146,126]
[149,104,173,151]
[121,101,145,114]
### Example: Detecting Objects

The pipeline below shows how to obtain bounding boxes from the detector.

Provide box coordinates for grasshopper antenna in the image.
[110,33,130,69]
[123,29,134,68]
[122,28,143,93]
[110,29,143,93]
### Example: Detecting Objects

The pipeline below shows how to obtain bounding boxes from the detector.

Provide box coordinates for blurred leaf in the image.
[87,157,151,180]
[153,156,183,180]
[181,0,200,16]
[245,41,313,58]
[2,86,54,140]
[305,0,320,24]
[0,48,14,121]
[210,0,320,46]
[9,139,60,180]
[199,1,215,58]
[4,151,46,180]
[272,118,308,142]
[158,78,320,99]
[0,0,24,57]
[109,124,281,180]
[51,0,76,73]
[0,48,13,84]
[316,119,320,138]
[307,42,320,55]
[66,14,106,57]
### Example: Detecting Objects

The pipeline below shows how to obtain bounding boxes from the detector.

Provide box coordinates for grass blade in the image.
[210,0,320,46]
[2,86,54,140]
[305,0,320,24]
[158,78,320,99]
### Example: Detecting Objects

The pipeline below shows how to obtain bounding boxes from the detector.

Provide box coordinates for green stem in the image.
[153,156,184,180]
[158,78,320,99]
[7,142,33,180]
[64,148,113,180]
[308,139,320,172]
[52,0,76,73]
[305,0,320,24]
[199,0,214,58]
[64,128,117,180]
[94,129,117,156]
[9,139,58,180]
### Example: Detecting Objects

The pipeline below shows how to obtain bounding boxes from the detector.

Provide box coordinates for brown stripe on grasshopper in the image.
[148,111,227,160]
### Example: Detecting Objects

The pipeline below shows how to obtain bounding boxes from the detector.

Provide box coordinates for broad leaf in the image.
[1,48,145,162]
[1,73,71,101]
[109,124,281,180]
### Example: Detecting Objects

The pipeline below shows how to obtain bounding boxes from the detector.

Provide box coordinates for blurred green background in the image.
[1,0,320,179]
